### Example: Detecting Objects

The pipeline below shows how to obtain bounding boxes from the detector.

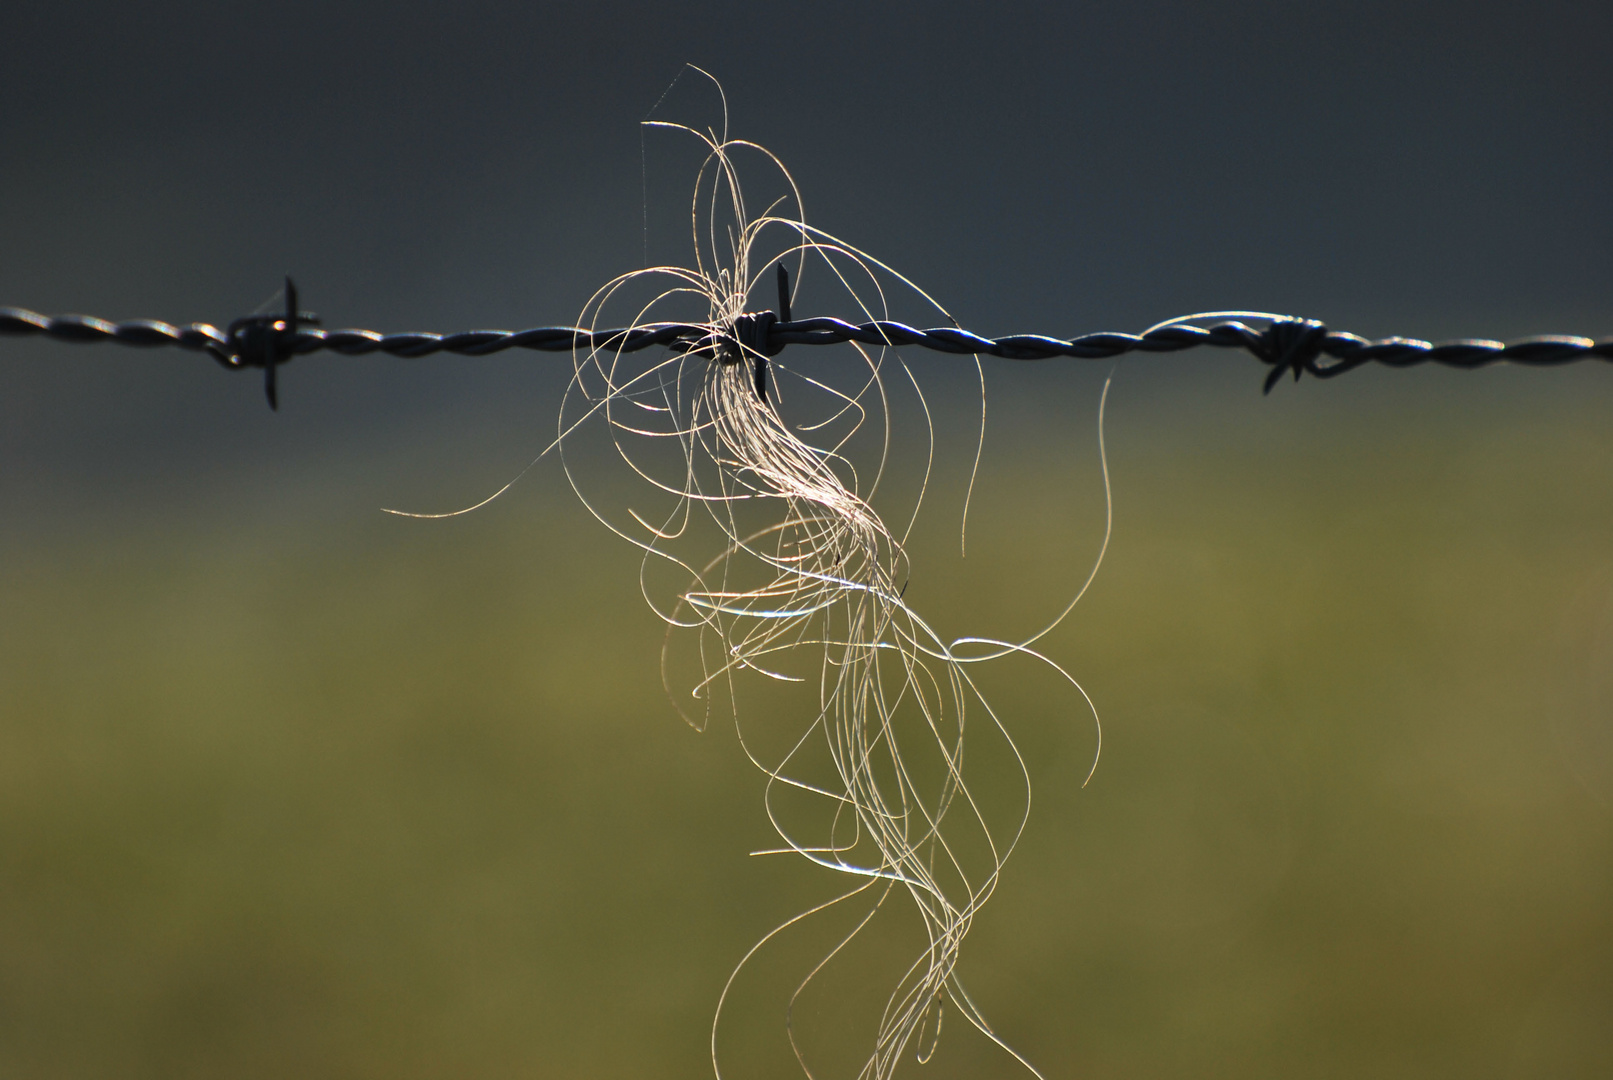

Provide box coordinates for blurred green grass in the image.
[2,373,1612,1079]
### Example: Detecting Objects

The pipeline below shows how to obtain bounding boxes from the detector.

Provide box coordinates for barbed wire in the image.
[4,275,1610,408]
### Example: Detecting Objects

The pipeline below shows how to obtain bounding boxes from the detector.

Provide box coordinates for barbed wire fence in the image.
[4,272,1610,409]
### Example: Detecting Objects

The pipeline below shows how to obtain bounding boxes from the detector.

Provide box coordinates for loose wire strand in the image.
[544,98,1108,1080]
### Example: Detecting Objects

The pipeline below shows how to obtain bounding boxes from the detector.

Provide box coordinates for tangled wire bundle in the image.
[529,87,1102,1080]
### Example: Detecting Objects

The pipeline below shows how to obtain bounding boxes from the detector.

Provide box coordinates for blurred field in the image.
[2,367,1612,1079]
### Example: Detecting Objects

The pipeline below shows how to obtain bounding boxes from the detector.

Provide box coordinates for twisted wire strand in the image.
[5,303,1610,394]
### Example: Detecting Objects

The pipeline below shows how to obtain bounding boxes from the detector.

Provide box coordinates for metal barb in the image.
[217,276,321,410]
[751,263,793,404]
[266,278,292,409]
[1255,318,1330,394]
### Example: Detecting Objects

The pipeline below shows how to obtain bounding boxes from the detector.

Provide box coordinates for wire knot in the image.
[1253,317,1328,394]
[210,277,319,410]
[723,311,780,403]
[723,265,795,404]
[731,310,781,357]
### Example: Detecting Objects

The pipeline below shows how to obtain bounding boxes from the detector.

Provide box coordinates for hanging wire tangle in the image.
[5,278,1611,408]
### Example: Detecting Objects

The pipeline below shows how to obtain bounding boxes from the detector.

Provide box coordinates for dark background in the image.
[5,0,1609,501]
[3,2,1611,1078]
